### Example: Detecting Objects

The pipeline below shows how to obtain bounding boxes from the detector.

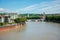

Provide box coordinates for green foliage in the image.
[54,16,60,21]
[14,17,27,23]
[45,15,60,22]
[26,16,40,19]
[46,16,54,21]
[19,14,41,17]
[0,13,6,15]
[0,22,4,27]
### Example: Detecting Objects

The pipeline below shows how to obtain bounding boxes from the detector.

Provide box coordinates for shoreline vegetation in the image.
[45,15,60,23]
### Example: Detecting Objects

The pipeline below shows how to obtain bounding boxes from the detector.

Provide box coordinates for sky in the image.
[0,0,60,14]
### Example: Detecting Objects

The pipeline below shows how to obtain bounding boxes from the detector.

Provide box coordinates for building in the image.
[0,15,10,23]
[7,13,18,23]
[0,13,18,23]
[8,13,18,19]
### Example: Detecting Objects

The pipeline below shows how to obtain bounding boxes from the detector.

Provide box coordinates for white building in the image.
[7,13,18,23]
[0,15,10,23]
[0,13,18,23]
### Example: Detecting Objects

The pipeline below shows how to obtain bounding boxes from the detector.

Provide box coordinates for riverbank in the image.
[45,21,60,23]
[0,24,23,35]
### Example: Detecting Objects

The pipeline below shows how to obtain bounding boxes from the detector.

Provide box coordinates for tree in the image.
[14,17,27,23]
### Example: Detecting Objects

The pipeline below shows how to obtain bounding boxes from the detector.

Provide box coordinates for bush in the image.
[45,15,60,22]
[0,22,4,26]
[14,17,27,23]
[54,16,60,21]
[26,16,40,19]
[0,22,4,28]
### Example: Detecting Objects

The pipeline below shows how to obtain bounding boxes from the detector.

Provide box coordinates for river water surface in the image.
[0,22,60,40]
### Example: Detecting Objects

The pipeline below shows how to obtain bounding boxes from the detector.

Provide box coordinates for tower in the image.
[27,13,29,17]
[43,12,45,21]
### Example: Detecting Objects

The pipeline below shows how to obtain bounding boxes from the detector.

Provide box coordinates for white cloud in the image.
[40,1,60,14]
[17,1,60,13]
[0,8,16,13]
[0,8,9,13]
[16,0,60,14]
[16,4,38,12]
[0,8,5,11]
[0,0,60,14]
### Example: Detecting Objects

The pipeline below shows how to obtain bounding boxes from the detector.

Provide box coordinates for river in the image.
[0,22,60,40]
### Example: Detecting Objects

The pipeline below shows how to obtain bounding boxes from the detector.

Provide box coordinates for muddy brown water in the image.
[0,22,60,40]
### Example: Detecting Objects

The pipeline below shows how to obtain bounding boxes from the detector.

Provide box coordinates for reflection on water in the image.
[0,22,60,40]
[16,24,26,32]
